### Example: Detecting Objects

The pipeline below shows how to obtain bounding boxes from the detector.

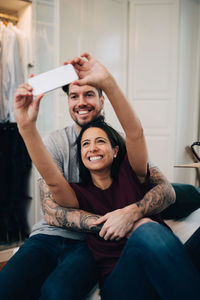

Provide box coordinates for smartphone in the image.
[28,64,78,96]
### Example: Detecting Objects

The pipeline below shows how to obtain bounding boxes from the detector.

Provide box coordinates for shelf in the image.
[174,162,200,169]
[0,0,31,14]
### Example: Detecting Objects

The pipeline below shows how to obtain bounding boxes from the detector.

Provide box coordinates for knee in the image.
[40,281,67,300]
[40,274,83,300]
[128,222,177,254]
[132,217,155,232]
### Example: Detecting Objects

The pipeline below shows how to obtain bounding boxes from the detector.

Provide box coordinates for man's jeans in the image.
[101,222,200,300]
[0,234,98,300]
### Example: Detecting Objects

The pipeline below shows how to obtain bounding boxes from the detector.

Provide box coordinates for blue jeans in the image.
[184,226,200,271]
[101,222,200,300]
[0,234,98,300]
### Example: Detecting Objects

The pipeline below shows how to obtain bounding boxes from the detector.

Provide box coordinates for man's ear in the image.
[100,95,105,109]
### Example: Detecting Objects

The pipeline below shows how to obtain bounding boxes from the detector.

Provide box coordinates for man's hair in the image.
[76,116,126,185]
[62,84,103,98]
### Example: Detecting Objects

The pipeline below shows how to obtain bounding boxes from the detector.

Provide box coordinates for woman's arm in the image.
[14,83,79,208]
[102,76,148,181]
[70,53,148,181]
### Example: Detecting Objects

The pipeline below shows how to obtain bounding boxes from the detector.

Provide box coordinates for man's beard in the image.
[74,111,102,128]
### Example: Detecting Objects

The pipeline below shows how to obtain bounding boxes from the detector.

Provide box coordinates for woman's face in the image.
[81,127,118,172]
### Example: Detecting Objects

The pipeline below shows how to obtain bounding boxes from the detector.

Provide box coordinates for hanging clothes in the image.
[0,19,32,244]
[0,21,23,122]
[0,123,32,243]
[8,23,29,81]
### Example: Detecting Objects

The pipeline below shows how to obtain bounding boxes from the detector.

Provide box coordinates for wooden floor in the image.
[0,261,7,271]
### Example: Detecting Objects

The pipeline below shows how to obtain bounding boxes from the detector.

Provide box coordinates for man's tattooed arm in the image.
[136,166,176,216]
[38,178,102,234]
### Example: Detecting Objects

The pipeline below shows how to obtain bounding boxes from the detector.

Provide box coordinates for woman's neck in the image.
[91,169,112,190]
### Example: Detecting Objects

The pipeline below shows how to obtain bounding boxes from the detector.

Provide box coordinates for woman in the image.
[14,53,200,299]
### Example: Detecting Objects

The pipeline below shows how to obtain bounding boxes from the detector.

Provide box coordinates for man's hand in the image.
[93,204,142,241]
[14,79,43,131]
[68,53,111,90]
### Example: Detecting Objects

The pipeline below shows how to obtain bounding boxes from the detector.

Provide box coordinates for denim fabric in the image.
[101,222,200,300]
[0,234,98,300]
[185,226,200,271]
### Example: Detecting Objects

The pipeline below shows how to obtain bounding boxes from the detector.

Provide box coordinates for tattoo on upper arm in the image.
[136,167,175,215]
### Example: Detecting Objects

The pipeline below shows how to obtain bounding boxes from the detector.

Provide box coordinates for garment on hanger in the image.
[0,18,32,244]
[9,23,29,81]
[0,21,24,122]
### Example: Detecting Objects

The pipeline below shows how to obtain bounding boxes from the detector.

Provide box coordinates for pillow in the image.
[160,183,200,220]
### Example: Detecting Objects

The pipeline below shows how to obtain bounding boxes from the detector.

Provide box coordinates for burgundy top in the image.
[70,154,168,281]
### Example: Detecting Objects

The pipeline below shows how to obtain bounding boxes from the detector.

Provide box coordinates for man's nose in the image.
[78,95,87,106]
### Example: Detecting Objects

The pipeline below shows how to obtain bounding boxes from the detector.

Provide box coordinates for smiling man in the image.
[0,70,175,300]
[65,84,104,127]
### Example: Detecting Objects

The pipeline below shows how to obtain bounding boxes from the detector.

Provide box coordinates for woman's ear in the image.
[113,146,119,158]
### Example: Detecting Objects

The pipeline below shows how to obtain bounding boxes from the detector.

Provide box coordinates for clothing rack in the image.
[0,12,18,24]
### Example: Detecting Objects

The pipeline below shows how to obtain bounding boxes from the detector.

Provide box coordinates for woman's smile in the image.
[88,155,103,162]
[81,127,118,172]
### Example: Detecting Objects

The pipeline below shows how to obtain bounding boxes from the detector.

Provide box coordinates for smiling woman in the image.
[76,116,125,188]
[81,128,119,177]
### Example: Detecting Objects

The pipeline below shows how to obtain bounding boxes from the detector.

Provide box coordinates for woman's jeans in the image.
[101,222,200,300]
[0,234,98,300]
[185,226,200,271]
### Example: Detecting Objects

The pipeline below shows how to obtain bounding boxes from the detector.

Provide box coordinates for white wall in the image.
[58,0,128,133]
[174,0,200,184]
[128,0,180,180]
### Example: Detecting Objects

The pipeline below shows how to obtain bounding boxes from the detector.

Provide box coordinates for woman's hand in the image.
[68,52,111,90]
[93,205,141,241]
[14,79,43,132]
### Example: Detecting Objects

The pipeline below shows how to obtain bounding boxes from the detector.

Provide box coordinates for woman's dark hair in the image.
[76,116,126,185]
[62,84,103,98]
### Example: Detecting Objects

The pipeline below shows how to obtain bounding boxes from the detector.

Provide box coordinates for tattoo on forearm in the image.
[136,167,175,216]
[80,213,102,233]
[38,178,101,234]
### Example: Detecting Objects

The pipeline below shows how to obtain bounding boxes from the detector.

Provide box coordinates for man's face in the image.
[68,84,105,128]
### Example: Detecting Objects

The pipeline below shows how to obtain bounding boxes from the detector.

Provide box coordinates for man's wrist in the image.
[80,213,102,233]
[126,203,144,221]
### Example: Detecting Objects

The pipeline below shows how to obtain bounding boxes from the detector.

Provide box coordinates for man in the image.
[0,59,175,300]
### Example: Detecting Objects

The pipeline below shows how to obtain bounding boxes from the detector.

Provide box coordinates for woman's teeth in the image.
[89,156,102,161]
